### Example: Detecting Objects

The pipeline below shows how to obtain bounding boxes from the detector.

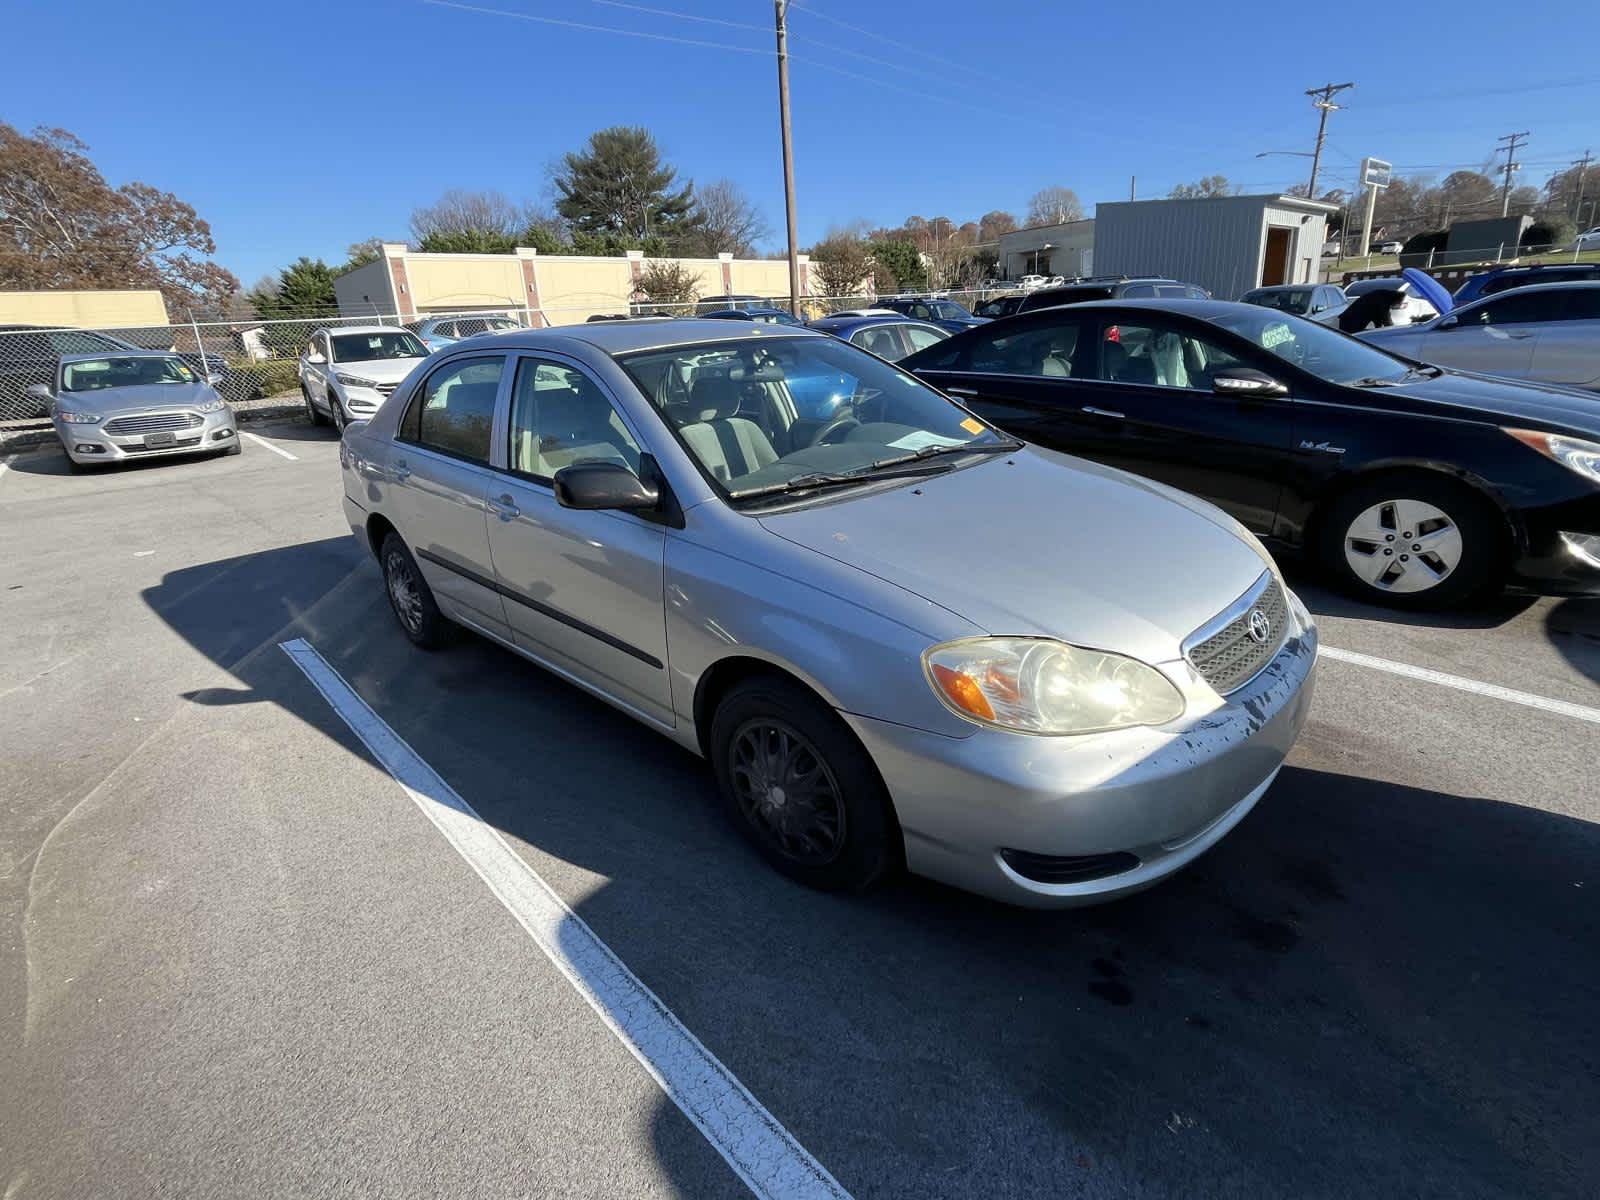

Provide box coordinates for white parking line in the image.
[241,431,298,460]
[1322,645,1600,725]
[0,453,13,484]
[278,637,851,1200]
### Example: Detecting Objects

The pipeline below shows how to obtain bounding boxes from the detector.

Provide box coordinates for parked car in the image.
[1019,278,1209,312]
[1241,284,1349,326]
[1575,226,1600,252]
[806,313,949,362]
[876,297,988,333]
[1342,277,1438,327]
[1452,262,1600,306]
[340,319,1317,906]
[701,307,805,327]
[694,295,767,315]
[1370,240,1404,255]
[1016,274,1049,291]
[0,324,141,417]
[414,314,521,351]
[900,298,1600,607]
[1358,282,1600,392]
[1321,240,1342,257]
[298,326,430,430]
[31,351,238,470]
[974,294,1028,319]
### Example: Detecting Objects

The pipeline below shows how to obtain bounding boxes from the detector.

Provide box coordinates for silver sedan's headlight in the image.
[195,397,228,413]
[57,410,102,424]
[923,637,1185,735]
[335,372,379,388]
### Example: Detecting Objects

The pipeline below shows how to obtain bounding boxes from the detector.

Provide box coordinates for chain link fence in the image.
[1,290,1016,424]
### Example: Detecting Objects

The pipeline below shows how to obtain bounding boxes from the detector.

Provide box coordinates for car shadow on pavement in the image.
[146,538,1600,1200]
[239,419,342,443]
[1280,561,1542,631]
[1545,597,1600,687]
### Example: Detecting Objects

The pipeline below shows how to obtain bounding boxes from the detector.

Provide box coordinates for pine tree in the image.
[554,127,700,247]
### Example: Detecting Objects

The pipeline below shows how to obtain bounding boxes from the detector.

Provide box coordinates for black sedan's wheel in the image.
[1318,475,1503,609]
[380,532,448,649]
[710,675,896,891]
[302,383,328,426]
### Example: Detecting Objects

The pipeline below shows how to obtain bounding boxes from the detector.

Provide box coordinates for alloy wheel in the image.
[727,718,846,866]
[1343,498,1463,594]
[384,548,424,634]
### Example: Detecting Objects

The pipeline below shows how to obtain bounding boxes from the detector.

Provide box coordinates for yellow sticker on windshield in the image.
[960,417,984,434]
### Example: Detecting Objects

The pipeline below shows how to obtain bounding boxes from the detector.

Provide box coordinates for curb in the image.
[1,401,305,456]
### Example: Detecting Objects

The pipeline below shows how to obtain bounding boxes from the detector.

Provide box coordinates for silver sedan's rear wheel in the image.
[1341,498,1463,595]
[379,532,448,649]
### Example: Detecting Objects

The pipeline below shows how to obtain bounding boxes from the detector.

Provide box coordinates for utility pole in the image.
[1496,131,1530,216]
[774,0,800,316]
[1571,150,1593,222]
[1304,81,1354,199]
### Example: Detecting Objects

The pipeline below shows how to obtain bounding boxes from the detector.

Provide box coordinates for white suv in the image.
[299,326,429,430]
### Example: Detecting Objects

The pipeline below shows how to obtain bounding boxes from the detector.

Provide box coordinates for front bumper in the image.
[1507,491,1600,595]
[56,409,238,464]
[846,613,1318,908]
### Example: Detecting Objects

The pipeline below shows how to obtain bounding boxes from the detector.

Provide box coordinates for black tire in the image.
[379,532,449,649]
[302,383,328,426]
[1316,473,1505,609]
[330,396,347,434]
[709,675,897,892]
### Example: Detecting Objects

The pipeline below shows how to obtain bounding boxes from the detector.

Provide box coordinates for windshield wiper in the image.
[863,438,1023,473]
[1349,375,1403,388]
[728,471,887,501]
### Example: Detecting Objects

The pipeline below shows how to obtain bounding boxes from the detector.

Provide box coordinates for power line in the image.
[582,0,767,32]
[420,0,770,54]
[788,0,1012,86]
[1304,81,1354,198]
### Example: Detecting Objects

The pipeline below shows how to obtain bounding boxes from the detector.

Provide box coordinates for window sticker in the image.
[887,431,966,452]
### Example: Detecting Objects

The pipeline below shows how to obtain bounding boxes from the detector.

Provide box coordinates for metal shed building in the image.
[1091,194,1337,300]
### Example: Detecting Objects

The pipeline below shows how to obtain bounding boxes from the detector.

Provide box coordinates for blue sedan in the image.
[877,297,988,333]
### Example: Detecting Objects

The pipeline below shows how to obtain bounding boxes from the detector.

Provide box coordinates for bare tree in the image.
[410,189,525,244]
[632,261,700,315]
[810,235,871,297]
[1025,186,1084,226]
[977,210,1018,242]
[682,179,768,257]
[1168,175,1237,200]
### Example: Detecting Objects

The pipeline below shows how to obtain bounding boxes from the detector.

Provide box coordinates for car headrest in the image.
[687,373,740,422]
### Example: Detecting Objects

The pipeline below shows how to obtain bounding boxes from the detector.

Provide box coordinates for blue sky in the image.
[5,0,1597,285]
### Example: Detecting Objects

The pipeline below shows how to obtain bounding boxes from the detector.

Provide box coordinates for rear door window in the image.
[1087,320,1244,390]
[963,315,1091,378]
[404,355,505,463]
[853,326,906,359]
[1472,291,1564,326]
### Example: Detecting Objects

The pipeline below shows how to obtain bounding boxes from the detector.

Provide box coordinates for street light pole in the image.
[774,0,800,316]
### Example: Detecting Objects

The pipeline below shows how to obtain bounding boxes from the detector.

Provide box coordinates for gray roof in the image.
[458,318,824,357]
[57,349,183,364]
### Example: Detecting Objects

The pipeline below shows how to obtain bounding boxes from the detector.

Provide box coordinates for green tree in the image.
[248,257,338,320]
[554,126,700,246]
[868,239,927,291]
[417,227,516,254]
[632,261,700,315]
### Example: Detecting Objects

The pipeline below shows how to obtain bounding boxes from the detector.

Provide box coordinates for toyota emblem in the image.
[1246,608,1271,644]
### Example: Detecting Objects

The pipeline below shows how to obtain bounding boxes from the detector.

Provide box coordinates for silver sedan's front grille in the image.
[1184,572,1289,695]
[104,412,203,436]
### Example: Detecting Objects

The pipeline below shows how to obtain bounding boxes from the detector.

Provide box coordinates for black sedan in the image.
[900,299,1600,607]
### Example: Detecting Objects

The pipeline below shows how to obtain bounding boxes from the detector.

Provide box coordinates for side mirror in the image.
[26,383,52,400]
[553,461,660,512]
[306,352,327,365]
[1211,367,1288,399]
[205,371,225,386]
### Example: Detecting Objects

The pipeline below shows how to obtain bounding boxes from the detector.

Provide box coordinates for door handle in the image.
[488,494,521,521]
[392,460,411,481]
[1081,405,1125,419]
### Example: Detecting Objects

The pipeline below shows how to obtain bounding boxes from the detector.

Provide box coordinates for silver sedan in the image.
[1360,281,1600,391]
[35,351,240,470]
[339,320,1317,907]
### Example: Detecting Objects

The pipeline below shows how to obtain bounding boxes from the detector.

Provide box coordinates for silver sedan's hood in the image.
[67,381,219,415]
[759,446,1273,664]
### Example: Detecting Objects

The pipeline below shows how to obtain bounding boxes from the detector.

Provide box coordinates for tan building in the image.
[996,219,1096,281]
[334,243,811,326]
[0,288,169,329]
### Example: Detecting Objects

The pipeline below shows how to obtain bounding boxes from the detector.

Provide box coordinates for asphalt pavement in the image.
[1,425,1596,1199]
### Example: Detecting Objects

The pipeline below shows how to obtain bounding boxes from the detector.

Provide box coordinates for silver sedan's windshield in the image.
[1209,308,1410,385]
[619,335,1012,500]
[62,355,197,391]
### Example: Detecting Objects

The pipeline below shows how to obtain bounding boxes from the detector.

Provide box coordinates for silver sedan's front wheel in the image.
[1342,498,1463,595]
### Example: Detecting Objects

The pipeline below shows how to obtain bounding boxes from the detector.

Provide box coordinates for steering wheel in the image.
[811,410,860,446]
